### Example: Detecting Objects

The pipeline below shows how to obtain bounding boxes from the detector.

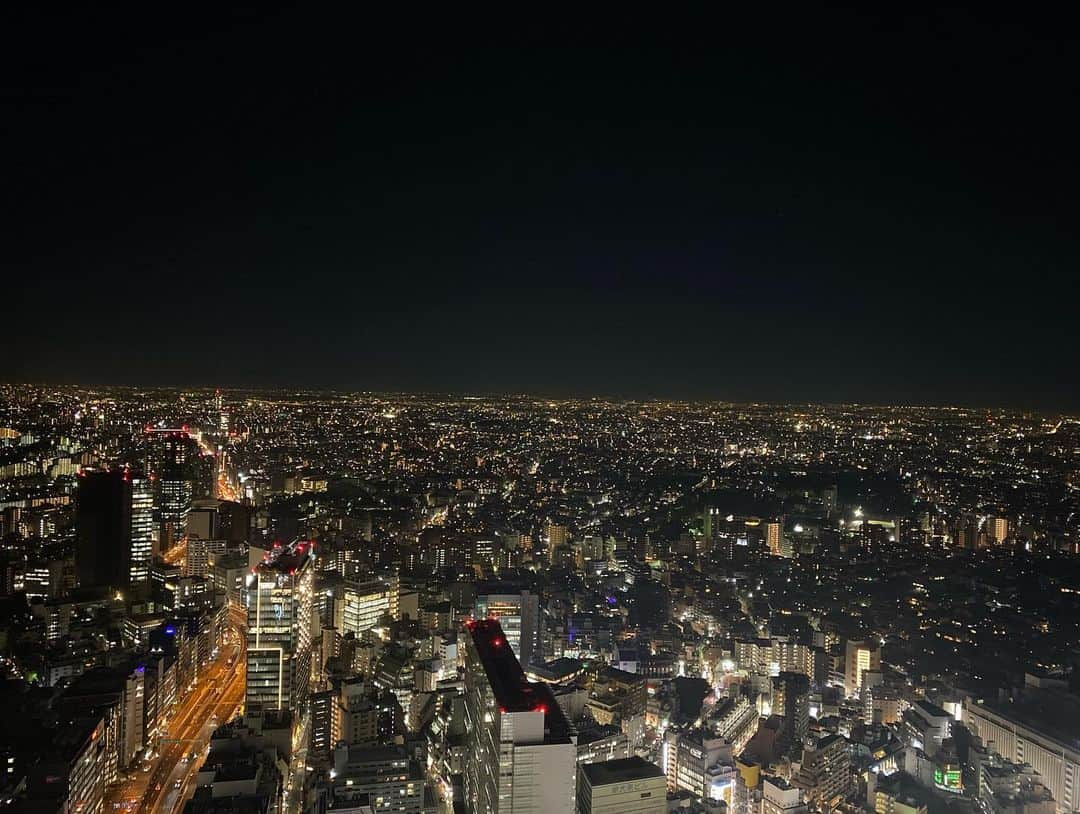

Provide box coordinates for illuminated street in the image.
[101,616,247,814]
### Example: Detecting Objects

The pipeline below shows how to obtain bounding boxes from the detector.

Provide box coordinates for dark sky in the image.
[5,9,1079,408]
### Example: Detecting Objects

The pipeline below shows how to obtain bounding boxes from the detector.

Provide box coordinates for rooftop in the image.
[467,618,572,741]
[975,689,1080,752]
[582,756,664,786]
[256,540,314,576]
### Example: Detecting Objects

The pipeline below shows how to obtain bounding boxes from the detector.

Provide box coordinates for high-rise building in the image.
[774,672,811,746]
[216,390,230,433]
[27,715,109,814]
[159,477,192,551]
[335,574,400,636]
[310,689,338,766]
[474,585,540,666]
[246,541,316,713]
[577,756,666,814]
[794,734,851,811]
[765,520,784,556]
[844,640,881,698]
[986,516,1010,546]
[148,430,197,550]
[129,475,154,585]
[76,468,153,589]
[463,618,576,814]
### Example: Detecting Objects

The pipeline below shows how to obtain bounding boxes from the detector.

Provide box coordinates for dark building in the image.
[76,469,133,589]
[773,672,811,748]
[146,429,202,551]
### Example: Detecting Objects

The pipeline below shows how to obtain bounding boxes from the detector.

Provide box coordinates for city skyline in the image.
[0,384,1077,812]
[4,382,1079,415]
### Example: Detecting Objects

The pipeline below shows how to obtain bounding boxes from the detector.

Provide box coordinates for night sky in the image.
[6,10,1079,408]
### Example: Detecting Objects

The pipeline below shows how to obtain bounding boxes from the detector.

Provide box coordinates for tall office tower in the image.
[76,468,154,589]
[702,507,722,543]
[246,541,316,714]
[334,574,400,636]
[463,619,575,814]
[309,689,338,766]
[986,515,1010,546]
[129,474,154,585]
[773,672,811,746]
[765,520,784,556]
[474,584,540,666]
[844,639,881,698]
[159,477,193,551]
[148,429,197,550]
[577,757,667,814]
[216,390,230,433]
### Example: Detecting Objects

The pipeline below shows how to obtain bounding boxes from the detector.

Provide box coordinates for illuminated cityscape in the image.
[4,8,1080,814]
[0,387,1077,814]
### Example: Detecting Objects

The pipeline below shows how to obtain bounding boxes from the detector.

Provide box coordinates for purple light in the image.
[165,626,176,636]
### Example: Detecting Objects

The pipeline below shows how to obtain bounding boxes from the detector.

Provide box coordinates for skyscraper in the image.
[159,477,192,551]
[147,429,197,550]
[765,520,784,557]
[463,618,576,814]
[129,474,154,586]
[75,468,153,589]
[246,541,317,713]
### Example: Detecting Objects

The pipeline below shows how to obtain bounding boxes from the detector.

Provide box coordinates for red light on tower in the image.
[492,637,503,648]
[534,703,547,714]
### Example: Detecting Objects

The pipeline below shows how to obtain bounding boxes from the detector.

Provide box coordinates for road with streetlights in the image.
[150,614,247,814]
[101,610,247,814]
